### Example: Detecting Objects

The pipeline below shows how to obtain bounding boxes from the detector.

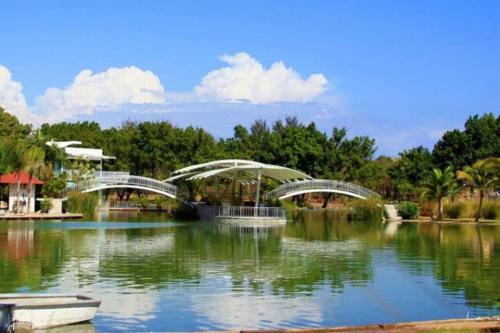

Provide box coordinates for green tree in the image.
[355,157,394,197]
[457,157,500,222]
[388,146,433,200]
[223,124,253,160]
[421,166,456,220]
[433,113,500,170]
[23,146,46,213]
[0,107,31,142]
[268,117,329,176]
[323,127,376,182]
[249,120,274,163]
[42,174,67,198]
[2,140,29,213]
[40,121,105,148]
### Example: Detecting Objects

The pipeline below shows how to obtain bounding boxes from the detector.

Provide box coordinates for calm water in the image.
[0,211,499,332]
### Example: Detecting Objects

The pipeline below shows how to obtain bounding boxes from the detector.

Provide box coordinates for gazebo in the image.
[0,171,44,213]
[167,159,312,225]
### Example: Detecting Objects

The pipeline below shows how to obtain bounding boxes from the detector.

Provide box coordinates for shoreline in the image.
[0,212,83,221]
[189,317,500,333]
[399,217,500,226]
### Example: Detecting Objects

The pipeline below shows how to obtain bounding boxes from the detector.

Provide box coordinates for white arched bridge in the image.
[66,162,380,204]
[68,172,177,199]
[264,179,380,200]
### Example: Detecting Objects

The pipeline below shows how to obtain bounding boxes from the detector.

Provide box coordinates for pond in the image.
[0,211,499,332]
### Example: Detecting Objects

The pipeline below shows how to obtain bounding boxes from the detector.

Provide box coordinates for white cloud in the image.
[0,54,330,125]
[35,66,166,122]
[0,65,38,123]
[195,52,327,103]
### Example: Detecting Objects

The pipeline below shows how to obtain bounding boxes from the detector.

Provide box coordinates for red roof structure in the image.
[0,171,44,185]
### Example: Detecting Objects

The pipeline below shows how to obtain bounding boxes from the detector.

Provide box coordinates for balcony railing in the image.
[65,169,130,179]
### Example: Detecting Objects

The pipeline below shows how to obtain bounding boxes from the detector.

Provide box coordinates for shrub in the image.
[41,175,67,198]
[154,196,170,210]
[482,200,499,220]
[397,202,420,219]
[347,199,383,221]
[40,198,52,213]
[264,197,282,207]
[132,196,149,208]
[67,192,98,216]
[460,200,477,218]
[205,194,222,206]
[444,202,465,219]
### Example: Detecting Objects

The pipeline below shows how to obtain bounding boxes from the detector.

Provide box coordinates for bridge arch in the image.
[265,179,380,201]
[68,174,177,199]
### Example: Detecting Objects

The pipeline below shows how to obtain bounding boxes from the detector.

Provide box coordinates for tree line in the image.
[0,106,498,207]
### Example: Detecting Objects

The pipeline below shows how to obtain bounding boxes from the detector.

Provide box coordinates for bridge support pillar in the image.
[254,168,262,210]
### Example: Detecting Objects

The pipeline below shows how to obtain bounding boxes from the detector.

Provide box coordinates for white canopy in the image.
[168,159,312,183]
[172,159,263,175]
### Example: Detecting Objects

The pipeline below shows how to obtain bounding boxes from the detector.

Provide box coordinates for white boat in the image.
[0,294,101,331]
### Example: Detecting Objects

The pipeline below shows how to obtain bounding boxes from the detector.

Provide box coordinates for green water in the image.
[0,211,499,332]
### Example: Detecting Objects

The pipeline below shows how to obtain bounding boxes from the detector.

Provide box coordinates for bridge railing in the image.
[65,169,130,179]
[197,205,286,220]
[68,174,177,197]
[265,179,380,200]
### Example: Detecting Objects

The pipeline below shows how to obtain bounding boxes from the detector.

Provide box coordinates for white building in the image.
[46,140,115,176]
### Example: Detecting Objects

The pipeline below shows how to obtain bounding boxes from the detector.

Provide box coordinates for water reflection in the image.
[0,211,499,331]
[209,223,285,239]
[35,322,96,333]
[384,221,402,237]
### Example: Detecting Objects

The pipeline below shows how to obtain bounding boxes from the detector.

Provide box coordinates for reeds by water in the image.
[443,199,499,220]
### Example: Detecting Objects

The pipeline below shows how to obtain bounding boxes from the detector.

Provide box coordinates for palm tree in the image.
[24,146,46,213]
[457,157,500,222]
[448,181,465,202]
[3,140,29,214]
[421,166,456,220]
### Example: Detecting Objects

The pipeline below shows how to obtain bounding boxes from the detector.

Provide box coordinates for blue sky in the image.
[0,0,499,156]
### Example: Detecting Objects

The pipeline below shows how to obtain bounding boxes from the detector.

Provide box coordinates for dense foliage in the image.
[0,105,499,207]
[432,113,500,170]
[457,157,500,221]
[397,202,421,219]
[66,192,99,215]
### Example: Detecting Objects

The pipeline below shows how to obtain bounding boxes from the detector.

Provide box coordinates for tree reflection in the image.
[392,223,500,310]
[0,224,68,292]
[0,215,498,314]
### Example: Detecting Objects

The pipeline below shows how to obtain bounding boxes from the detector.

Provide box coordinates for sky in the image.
[0,0,499,156]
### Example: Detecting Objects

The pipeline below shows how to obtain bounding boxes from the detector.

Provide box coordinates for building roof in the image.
[0,171,44,185]
[46,140,115,161]
[46,140,83,149]
[64,147,116,161]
